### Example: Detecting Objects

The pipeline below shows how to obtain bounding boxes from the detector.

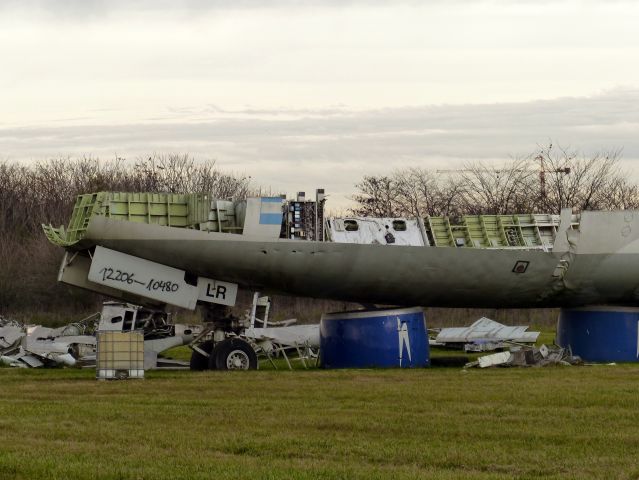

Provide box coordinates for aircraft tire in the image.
[213,338,258,370]
[189,340,214,371]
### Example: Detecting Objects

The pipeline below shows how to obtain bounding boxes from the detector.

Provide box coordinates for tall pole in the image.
[537,154,546,199]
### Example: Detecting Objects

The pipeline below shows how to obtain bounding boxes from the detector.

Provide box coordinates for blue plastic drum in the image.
[557,306,639,362]
[320,307,429,368]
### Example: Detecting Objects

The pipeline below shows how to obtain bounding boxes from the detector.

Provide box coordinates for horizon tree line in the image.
[350,144,639,218]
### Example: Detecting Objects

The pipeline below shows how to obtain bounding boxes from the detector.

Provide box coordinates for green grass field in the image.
[1,362,639,480]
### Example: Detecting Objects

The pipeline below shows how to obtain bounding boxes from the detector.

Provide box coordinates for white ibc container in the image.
[96,331,144,380]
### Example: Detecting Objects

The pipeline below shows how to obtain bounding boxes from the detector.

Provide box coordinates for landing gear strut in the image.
[188,304,258,371]
[189,340,214,371]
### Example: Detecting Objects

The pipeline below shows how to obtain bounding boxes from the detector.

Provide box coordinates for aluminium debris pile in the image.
[0,316,25,358]
[0,304,196,370]
[465,344,583,368]
[1,315,97,368]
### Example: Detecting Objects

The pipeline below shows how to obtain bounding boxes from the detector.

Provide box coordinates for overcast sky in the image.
[1,0,638,206]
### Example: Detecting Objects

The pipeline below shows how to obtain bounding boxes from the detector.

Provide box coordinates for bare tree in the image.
[351,175,400,217]
[604,177,639,210]
[536,143,635,212]
[392,168,466,217]
[351,143,638,218]
[457,157,538,214]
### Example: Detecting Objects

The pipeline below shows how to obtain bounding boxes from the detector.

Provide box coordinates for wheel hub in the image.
[226,349,250,370]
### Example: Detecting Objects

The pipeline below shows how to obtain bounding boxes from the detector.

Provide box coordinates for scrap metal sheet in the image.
[435,317,540,344]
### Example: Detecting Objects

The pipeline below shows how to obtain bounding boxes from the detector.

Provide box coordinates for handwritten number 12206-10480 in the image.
[98,267,179,293]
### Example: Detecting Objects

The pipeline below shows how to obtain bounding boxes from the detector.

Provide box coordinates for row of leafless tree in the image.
[0,154,251,237]
[351,144,639,217]
[0,155,251,313]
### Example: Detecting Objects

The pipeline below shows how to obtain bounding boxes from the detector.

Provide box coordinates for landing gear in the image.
[190,337,258,371]
[189,301,258,371]
[209,338,258,370]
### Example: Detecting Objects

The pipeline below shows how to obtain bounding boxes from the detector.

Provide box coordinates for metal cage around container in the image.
[96,331,145,380]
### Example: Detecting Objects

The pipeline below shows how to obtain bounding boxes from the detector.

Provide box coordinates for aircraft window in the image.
[123,310,134,331]
[344,220,359,232]
[110,316,122,324]
[392,220,407,231]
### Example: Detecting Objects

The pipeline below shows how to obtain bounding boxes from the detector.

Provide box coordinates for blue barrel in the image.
[557,307,639,362]
[320,307,429,368]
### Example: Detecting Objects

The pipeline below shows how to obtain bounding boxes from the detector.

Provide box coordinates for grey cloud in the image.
[0,0,615,19]
[0,0,420,16]
[2,88,639,204]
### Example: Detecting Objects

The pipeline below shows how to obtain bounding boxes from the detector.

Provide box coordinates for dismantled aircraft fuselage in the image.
[42,192,639,309]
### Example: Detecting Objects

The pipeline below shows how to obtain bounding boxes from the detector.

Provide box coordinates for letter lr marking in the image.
[206,283,227,300]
